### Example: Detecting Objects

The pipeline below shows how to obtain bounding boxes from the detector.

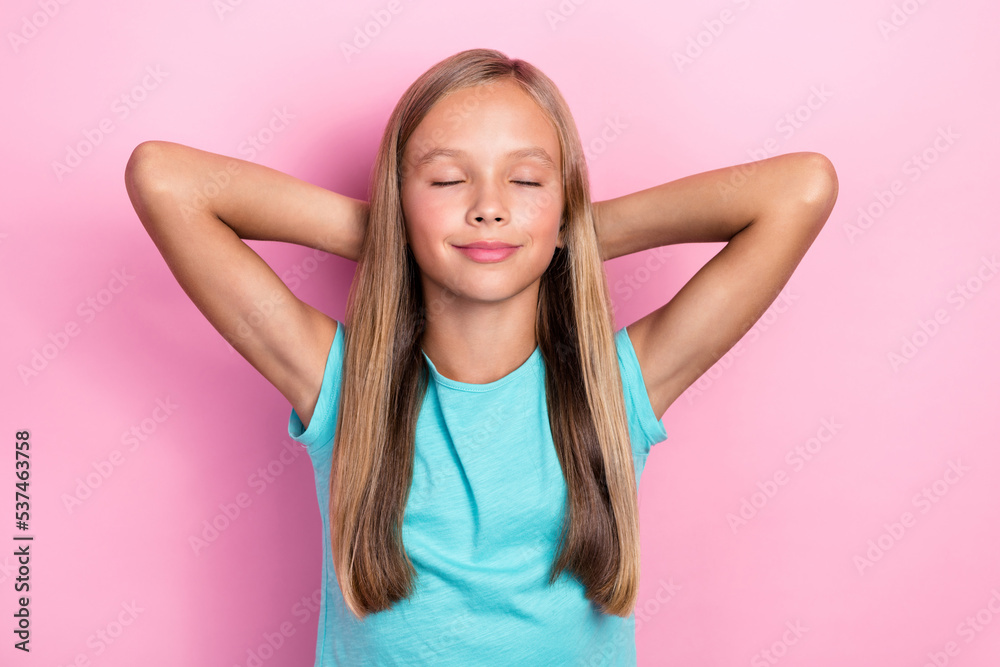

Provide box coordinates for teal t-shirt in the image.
[288,321,668,666]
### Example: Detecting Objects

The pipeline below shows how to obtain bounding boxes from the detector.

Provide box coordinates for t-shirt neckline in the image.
[421,345,542,392]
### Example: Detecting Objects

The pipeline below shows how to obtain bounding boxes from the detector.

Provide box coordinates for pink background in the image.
[3,1,999,665]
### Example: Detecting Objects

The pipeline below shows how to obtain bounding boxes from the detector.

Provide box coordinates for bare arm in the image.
[124,140,368,428]
[130,140,368,260]
[594,152,839,418]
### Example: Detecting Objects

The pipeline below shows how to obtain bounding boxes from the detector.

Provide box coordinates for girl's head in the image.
[337,48,641,620]
[363,47,595,318]
[399,77,565,310]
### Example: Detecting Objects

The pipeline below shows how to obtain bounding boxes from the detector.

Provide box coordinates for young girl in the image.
[125,48,837,666]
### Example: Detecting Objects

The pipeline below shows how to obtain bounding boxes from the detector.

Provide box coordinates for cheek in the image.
[518,189,563,235]
[401,185,424,223]
[401,196,451,253]
[401,188,429,233]
[421,196,454,221]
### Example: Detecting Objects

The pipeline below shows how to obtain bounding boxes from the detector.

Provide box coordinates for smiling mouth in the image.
[453,244,520,263]
[453,241,520,249]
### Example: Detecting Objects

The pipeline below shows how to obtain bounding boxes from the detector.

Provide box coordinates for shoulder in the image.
[287,319,346,452]
[615,324,668,449]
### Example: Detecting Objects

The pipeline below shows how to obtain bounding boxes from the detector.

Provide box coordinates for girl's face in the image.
[400,79,565,312]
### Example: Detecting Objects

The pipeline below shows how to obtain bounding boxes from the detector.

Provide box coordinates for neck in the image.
[420,284,539,385]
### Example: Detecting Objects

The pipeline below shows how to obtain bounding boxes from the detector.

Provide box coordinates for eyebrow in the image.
[412,146,558,171]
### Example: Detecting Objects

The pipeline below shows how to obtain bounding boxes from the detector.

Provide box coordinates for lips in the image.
[454,240,519,249]
[453,243,520,263]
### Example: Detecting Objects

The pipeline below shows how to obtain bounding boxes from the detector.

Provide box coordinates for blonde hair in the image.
[332,47,641,619]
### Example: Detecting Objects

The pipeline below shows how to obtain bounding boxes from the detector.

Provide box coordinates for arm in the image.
[130,140,369,260]
[124,140,368,428]
[594,151,839,419]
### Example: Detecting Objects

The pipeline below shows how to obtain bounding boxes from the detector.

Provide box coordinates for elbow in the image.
[125,140,184,199]
[125,141,165,195]
[794,152,839,216]
[125,141,179,231]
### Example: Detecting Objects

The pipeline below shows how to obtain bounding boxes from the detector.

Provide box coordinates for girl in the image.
[125,48,837,666]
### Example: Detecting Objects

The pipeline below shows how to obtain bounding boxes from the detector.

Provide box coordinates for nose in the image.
[469,179,508,225]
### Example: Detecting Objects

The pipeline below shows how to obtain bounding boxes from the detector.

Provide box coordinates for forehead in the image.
[412,146,556,171]
[403,80,561,169]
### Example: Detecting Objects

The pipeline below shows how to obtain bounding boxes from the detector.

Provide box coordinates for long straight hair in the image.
[332,48,641,619]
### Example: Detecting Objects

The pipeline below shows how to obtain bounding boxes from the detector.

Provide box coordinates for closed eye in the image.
[430,180,542,187]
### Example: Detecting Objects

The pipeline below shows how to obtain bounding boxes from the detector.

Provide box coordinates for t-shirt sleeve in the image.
[287,319,345,453]
[615,325,668,455]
